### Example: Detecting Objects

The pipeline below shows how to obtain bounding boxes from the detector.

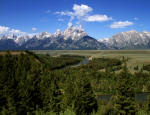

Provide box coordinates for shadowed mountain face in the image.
[0,25,106,50]
[1,26,150,50]
[0,39,19,50]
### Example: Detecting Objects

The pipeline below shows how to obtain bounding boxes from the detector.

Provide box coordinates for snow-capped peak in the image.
[53,29,63,38]
[98,38,109,43]
[100,30,150,49]
[14,34,33,45]
[127,30,137,33]
[68,22,73,27]
[7,34,17,39]
[142,30,147,33]
[63,25,87,40]
[36,32,51,39]
[141,30,150,37]
[141,30,150,35]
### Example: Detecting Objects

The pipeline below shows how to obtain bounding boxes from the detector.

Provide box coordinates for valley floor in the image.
[34,50,150,72]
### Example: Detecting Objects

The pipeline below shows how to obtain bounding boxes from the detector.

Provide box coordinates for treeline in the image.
[0,51,150,115]
[30,54,84,70]
[87,58,122,71]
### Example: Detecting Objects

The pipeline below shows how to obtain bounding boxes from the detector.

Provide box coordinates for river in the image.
[63,58,89,69]
[63,58,149,103]
[98,92,150,102]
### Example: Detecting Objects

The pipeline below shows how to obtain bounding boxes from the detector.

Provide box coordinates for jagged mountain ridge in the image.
[99,30,150,49]
[0,25,106,50]
[1,25,150,50]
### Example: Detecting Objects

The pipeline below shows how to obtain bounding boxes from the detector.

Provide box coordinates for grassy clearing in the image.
[1,50,150,72]
[0,51,25,55]
[33,50,150,73]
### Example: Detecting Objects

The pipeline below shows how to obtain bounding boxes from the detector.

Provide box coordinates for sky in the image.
[0,0,150,39]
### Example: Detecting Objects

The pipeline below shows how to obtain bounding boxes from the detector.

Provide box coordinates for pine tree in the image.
[0,53,17,113]
[73,73,98,115]
[40,72,62,114]
[114,63,136,115]
[63,76,75,108]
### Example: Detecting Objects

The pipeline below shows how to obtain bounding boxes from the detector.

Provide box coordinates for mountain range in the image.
[99,30,150,49]
[1,25,150,50]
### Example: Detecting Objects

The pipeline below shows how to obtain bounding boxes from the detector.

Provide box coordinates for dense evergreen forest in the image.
[0,51,150,115]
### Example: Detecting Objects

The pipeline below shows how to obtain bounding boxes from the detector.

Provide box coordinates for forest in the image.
[0,50,150,115]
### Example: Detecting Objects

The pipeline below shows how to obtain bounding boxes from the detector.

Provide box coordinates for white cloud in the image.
[0,25,25,35]
[84,14,112,22]
[73,4,93,17]
[0,26,9,34]
[32,27,37,31]
[56,4,92,18]
[56,4,112,23]
[110,21,134,28]
[11,29,22,34]
[56,11,74,16]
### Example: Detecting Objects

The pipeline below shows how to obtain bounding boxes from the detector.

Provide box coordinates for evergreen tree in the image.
[73,73,98,115]
[40,72,62,114]
[0,53,17,113]
[62,73,77,110]
[114,63,136,115]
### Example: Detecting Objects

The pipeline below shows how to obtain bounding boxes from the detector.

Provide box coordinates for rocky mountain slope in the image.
[1,25,150,50]
[0,25,106,50]
[99,30,150,49]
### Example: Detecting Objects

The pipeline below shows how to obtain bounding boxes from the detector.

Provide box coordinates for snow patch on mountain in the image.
[0,24,88,45]
[99,30,150,49]
[63,25,87,40]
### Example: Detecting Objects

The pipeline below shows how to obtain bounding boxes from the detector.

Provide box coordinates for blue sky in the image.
[0,0,150,39]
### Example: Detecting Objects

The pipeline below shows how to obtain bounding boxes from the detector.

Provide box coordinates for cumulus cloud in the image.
[0,25,25,35]
[11,29,22,33]
[56,4,112,23]
[84,14,112,22]
[32,27,37,31]
[0,26,9,34]
[73,4,93,17]
[56,4,92,17]
[110,21,134,28]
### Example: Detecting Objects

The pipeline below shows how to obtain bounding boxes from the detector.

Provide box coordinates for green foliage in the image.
[62,70,98,115]
[87,58,122,71]
[113,63,136,115]
[60,107,76,115]
[0,51,150,115]
[40,72,63,114]
[100,97,115,115]
[73,76,98,115]
[38,54,83,70]
[134,72,150,92]
[143,64,150,71]
[137,110,148,115]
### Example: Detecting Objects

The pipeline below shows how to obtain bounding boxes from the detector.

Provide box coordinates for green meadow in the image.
[34,50,150,72]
